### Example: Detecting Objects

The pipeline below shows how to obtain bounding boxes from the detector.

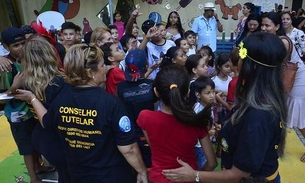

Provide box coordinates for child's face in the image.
[110,43,125,62]
[4,40,25,59]
[196,85,215,107]
[126,37,138,51]
[132,23,139,37]
[62,29,76,46]
[218,61,232,76]
[110,29,118,42]
[173,49,187,66]
[180,39,190,53]
[169,13,179,25]
[159,25,167,38]
[186,34,196,46]
[199,49,211,62]
[194,58,208,78]
[114,13,122,21]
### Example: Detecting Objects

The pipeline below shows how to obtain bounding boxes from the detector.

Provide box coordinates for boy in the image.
[193,76,220,170]
[0,27,42,183]
[139,20,176,79]
[184,30,197,56]
[117,49,155,169]
[61,21,78,50]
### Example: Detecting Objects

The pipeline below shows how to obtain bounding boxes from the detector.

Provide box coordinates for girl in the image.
[197,46,216,77]
[185,54,209,107]
[100,42,125,95]
[137,65,217,183]
[175,38,190,55]
[113,11,125,41]
[165,11,185,41]
[261,12,305,163]
[160,46,187,69]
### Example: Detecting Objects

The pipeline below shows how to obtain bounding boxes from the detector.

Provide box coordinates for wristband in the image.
[30,97,36,104]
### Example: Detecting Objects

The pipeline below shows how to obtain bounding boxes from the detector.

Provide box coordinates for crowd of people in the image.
[0,1,305,183]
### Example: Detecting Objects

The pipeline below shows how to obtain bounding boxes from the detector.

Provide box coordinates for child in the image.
[184,54,209,107]
[0,27,43,183]
[139,19,176,79]
[175,38,190,55]
[137,65,217,183]
[227,48,240,109]
[184,30,197,56]
[117,49,155,169]
[159,46,187,69]
[113,11,125,41]
[193,76,220,170]
[197,46,216,77]
[100,42,125,95]
[108,24,123,50]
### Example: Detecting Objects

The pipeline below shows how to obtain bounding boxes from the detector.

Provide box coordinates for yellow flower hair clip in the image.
[239,42,247,59]
[238,41,277,68]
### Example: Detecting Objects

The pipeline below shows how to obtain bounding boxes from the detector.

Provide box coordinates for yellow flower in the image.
[239,42,247,59]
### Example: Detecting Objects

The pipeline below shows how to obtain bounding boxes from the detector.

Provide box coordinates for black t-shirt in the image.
[220,107,282,178]
[43,84,137,183]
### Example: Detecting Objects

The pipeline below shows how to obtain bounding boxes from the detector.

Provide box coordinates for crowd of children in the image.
[0,2,305,183]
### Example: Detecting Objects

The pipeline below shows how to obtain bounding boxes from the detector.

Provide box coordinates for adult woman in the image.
[13,44,148,183]
[162,32,287,183]
[234,13,262,47]
[234,2,255,36]
[165,11,184,41]
[261,12,305,163]
[90,27,113,46]
[281,11,305,60]
[17,36,70,183]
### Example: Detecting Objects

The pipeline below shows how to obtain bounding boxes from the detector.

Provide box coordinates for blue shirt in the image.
[192,15,218,52]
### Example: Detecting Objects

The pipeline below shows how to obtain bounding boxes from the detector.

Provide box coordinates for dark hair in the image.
[198,46,215,67]
[160,46,181,69]
[165,11,184,38]
[229,48,240,67]
[184,30,196,38]
[232,32,287,157]
[154,65,211,127]
[215,53,230,73]
[262,12,285,36]
[193,76,215,93]
[61,22,78,31]
[235,13,262,46]
[100,42,115,65]
[175,38,185,47]
[113,11,121,21]
[108,24,118,30]
[185,54,204,76]
[120,34,136,52]
[244,2,255,13]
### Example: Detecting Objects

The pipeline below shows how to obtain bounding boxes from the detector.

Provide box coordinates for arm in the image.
[126,9,142,35]
[215,92,231,111]
[12,89,47,127]
[117,142,148,183]
[199,136,217,171]
[297,19,305,30]
[162,158,250,183]
[144,58,161,79]
[214,14,223,32]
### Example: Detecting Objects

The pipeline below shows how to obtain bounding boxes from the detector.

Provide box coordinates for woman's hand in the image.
[12,89,36,103]
[162,158,196,182]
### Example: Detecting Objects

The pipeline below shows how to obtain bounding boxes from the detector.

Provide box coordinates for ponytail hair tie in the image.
[169,84,178,90]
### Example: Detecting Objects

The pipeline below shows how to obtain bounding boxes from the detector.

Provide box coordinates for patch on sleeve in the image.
[119,116,132,132]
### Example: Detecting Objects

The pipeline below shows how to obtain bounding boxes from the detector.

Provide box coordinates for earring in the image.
[92,76,95,79]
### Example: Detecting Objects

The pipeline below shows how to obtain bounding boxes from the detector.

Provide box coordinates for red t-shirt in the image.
[227,76,238,105]
[106,67,125,95]
[137,110,207,183]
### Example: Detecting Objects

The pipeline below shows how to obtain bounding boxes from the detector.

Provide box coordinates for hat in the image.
[1,27,25,46]
[20,25,36,35]
[204,2,216,11]
[148,12,162,24]
[141,19,161,34]
[124,49,147,81]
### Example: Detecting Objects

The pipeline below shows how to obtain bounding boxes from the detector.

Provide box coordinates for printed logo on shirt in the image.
[119,116,132,132]
[221,138,229,152]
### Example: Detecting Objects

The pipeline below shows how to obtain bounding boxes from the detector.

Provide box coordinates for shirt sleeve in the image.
[110,97,137,146]
[192,18,199,33]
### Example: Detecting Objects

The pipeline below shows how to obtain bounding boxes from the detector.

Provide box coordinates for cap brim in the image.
[204,8,216,11]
